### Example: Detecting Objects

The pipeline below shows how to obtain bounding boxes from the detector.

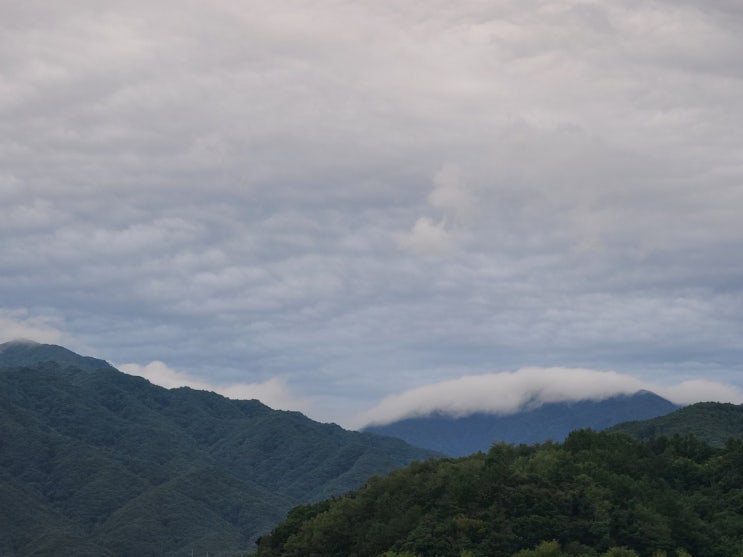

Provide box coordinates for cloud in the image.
[659,380,743,406]
[400,164,478,255]
[399,216,453,255]
[0,309,63,345]
[399,163,478,255]
[356,367,743,428]
[428,164,476,222]
[1,0,742,428]
[117,361,310,413]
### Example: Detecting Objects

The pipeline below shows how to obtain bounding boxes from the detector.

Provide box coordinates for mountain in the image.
[0,338,115,372]
[255,429,743,556]
[0,340,435,556]
[364,391,678,456]
[609,401,743,447]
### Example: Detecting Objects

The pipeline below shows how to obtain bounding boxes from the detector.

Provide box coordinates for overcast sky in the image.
[2,0,743,428]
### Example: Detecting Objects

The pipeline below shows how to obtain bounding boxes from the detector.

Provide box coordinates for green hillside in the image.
[0,341,434,556]
[609,402,743,447]
[255,430,743,557]
[0,338,115,372]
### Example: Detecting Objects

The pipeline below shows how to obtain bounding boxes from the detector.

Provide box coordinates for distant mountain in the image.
[364,391,678,456]
[609,401,743,446]
[0,341,435,556]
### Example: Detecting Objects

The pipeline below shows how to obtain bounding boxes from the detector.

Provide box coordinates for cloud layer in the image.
[2,0,743,426]
[0,310,63,346]
[357,367,743,428]
[118,361,309,413]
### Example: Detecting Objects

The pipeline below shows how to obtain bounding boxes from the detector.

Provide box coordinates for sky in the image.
[2,0,743,428]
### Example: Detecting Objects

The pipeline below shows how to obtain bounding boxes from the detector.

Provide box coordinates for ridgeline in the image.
[256,429,743,557]
[0,340,435,556]
[364,391,678,456]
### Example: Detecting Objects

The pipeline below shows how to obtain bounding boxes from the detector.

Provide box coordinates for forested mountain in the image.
[0,340,435,556]
[255,429,743,557]
[0,338,115,372]
[364,391,678,456]
[609,402,743,447]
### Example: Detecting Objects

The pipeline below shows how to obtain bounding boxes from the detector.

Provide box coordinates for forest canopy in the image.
[256,430,743,557]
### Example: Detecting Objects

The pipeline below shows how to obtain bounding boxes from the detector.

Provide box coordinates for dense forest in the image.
[255,430,743,557]
[4,342,743,556]
[609,403,743,447]
[0,341,434,556]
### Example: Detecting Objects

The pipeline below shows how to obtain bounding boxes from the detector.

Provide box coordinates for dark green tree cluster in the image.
[610,403,743,447]
[256,430,743,557]
[0,356,434,556]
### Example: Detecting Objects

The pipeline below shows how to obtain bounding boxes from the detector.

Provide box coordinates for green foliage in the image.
[0,339,115,372]
[602,549,638,557]
[514,540,568,557]
[256,429,743,557]
[610,402,743,447]
[0,352,434,556]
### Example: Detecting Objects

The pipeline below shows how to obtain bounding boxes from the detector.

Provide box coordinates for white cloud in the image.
[356,367,743,428]
[429,163,476,222]
[399,216,453,255]
[0,309,62,345]
[117,360,310,413]
[400,164,478,256]
[658,380,743,406]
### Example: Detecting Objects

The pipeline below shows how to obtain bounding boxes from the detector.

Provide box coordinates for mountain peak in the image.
[0,346,435,555]
[0,340,114,373]
[0,338,41,348]
[366,391,678,456]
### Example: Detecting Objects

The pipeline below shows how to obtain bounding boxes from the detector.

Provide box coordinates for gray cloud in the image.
[2,0,742,426]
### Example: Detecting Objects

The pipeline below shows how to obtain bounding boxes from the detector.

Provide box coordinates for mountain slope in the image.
[609,402,743,446]
[255,430,743,557]
[0,338,115,372]
[0,341,435,556]
[365,391,678,456]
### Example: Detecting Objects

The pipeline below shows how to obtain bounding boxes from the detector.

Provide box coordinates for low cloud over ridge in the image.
[0,310,62,346]
[118,361,310,413]
[357,367,743,428]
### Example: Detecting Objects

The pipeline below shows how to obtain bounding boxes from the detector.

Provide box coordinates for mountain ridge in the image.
[0,338,115,373]
[0,341,436,556]
[365,390,679,456]
[609,401,743,446]
[255,426,743,556]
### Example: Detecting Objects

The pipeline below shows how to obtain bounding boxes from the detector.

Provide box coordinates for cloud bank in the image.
[2,0,743,426]
[118,361,309,413]
[0,309,62,346]
[357,367,743,428]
